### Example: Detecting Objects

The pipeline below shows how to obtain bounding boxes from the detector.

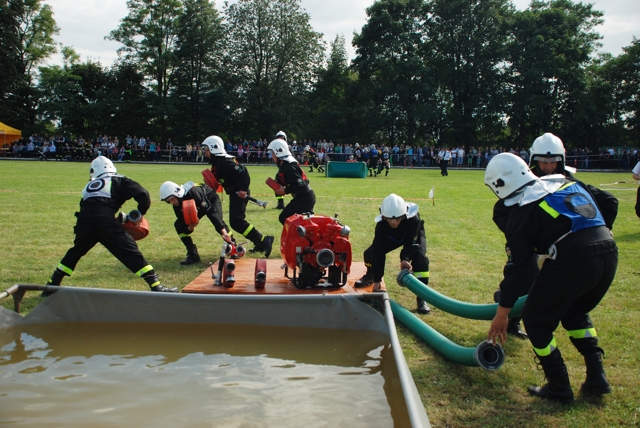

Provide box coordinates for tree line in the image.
[1,0,638,151]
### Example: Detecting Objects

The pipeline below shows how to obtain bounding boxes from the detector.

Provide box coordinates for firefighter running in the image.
[202,135,274,257]
[267,138,316,225]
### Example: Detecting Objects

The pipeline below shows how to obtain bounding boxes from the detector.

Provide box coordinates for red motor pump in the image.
[280,214,352,288]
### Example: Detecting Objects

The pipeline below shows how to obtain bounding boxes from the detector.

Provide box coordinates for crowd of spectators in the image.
[2,134,638,171]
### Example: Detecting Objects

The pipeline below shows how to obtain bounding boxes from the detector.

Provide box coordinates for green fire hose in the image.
[390,299,505,370]
[396,269,527,320]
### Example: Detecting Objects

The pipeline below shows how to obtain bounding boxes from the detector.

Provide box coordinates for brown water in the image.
[0,322,411,427]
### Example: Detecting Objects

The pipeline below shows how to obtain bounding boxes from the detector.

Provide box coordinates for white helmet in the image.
[159,181,185,201]
[201,135,228,156]
[90,156,117,179]
[530,132,565,165]
[377,194,407,222]
[484,153,537,199]
[268,138,296,162]
[275,130,287,142]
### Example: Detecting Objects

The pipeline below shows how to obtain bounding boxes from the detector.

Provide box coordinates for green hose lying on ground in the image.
[389,299,505,370]
[396,269,526,320]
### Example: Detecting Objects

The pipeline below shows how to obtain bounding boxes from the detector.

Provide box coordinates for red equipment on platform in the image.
[254,259,267,288]
[221,258,236,287]
[280,214,352,288]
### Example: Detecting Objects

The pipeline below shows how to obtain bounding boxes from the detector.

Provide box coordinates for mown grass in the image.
[1,160,638,427]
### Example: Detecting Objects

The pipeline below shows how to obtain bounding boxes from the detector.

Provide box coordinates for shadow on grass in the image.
[611,231,640,243]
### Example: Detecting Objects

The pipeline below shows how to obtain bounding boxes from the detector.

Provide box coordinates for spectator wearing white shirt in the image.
[457,146,465,166]
[633,160,640,218]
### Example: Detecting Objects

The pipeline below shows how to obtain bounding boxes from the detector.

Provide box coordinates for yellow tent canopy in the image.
[0,121,22,147]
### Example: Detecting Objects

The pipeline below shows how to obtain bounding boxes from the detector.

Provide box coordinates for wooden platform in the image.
[181,259,384,295]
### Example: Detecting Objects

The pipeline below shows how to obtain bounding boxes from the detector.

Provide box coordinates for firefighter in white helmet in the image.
[45,156,177,295]
[492,133,618,339]
[159,180,232,265]
[485,153,617,403]
[273,131,288,210]
[202,135,274,257]
[267,138,316,225]
[354,194,431,314]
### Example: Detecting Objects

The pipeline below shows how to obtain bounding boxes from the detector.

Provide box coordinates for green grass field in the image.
[1,160,638,427]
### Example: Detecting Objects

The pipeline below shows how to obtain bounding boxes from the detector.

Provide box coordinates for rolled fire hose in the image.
[396,269,526,320]
[390,299,505,370]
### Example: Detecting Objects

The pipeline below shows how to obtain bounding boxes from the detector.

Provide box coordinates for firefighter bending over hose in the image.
[45,156,177,295]
[159,180,233,265]
[485,153,617,403]
[354,194,431,314]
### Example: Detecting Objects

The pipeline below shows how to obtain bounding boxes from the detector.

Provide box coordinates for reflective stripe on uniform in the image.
[414,271,429,279]
[242,224,254,237]
[178,232,191,238]
[533,337,557,357]
[539,200,560,218]
[568,328,597,339]
[57,263,73,276]
[539,182,574,218]
[135,265,154,277]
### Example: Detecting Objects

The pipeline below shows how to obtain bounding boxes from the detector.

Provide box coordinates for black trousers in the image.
[439,159,448,176]
[522,241,618,350]
[59,219,150,275]
[363,230,429,282]
[635,186,640,218]
[279,190,316,225]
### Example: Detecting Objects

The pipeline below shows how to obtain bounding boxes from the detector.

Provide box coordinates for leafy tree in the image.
[2,0,58,133]
[107,62,153,140]
[0,0,22,124]
[38,47,111,137]
[108,0,184,141]
[307,35,359,142]
[505,0,603,147]
[172,0,225,144]
[222,0,325,139]
[353,0,434,147]
[601,38,640,146]
[426,0,512,146]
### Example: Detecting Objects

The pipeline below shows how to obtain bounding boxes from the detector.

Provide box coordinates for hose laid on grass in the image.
[390,299,504,370]
[396,269,526,320]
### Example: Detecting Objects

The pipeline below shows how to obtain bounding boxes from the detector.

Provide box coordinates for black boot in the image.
[249,235,274,258]
[354,272,374,288]
[42,268,67,297]
[507,317,528,339]
[528,349,575,403]
[151,284,179,293]
[180,244,200,265]
[416,297,431,314]
[144,273,178,293]
[276,198,285,210]
[570,337,611,395]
